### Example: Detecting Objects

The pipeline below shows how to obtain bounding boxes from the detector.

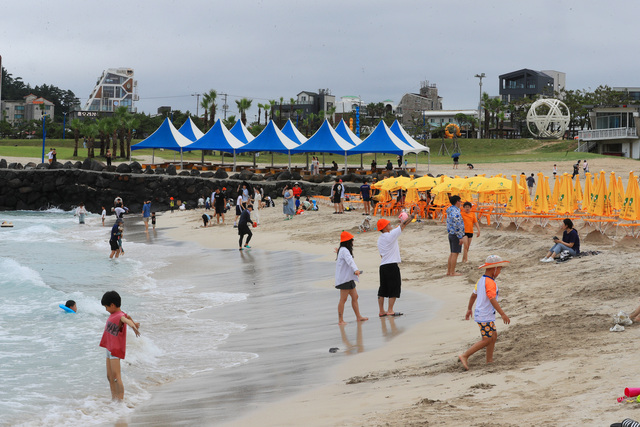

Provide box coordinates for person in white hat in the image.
[458,255,511,371]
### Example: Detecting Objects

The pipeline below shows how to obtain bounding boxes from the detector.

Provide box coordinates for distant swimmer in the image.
[60,300,77,313]
[1,221,14,227]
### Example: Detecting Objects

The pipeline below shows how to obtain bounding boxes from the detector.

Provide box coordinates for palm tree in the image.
[205,89,217,127]
[257,103,264,125]
[83,122,99,158]
[278,97,284,126]
[289,97,296,122]
[123,115,140,159]
[268,100,277,122]
[200,95,210,130]
[223,115,236,129]
[69,118,82,157]
[327,105,337,126]
[114,106,130,157]
[264,103,271,124]
[235,98,253,126]
[97,118,111,156]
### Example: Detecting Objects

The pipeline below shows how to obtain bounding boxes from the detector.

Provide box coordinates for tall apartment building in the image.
[83,68,138,113]
[2,94,55,125]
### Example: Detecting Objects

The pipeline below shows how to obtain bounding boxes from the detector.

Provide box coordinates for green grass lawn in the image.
[0,137,619,165]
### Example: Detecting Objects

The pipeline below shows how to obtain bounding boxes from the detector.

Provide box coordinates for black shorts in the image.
[335,280,356,290]
[235,205,242,216]
[109,240,119,251]
[378,263,401,298]
[448,234,462,253]
[362,196,371,202]
[465,232,474,239]
[238,224,251,235]
[332,196,341,204]
[215,205,225,215]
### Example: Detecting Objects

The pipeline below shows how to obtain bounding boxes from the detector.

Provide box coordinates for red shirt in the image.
[99,311,128,359]
[292,187,302,197]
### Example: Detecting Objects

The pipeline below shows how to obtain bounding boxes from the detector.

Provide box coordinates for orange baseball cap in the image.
[377,218,390,231]
[340,231,354,242]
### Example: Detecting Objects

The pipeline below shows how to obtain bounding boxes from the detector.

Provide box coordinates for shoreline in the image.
[123,155,640,426]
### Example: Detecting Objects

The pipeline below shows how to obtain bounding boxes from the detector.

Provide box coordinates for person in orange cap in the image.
[335,231,368,325]
[458,255,511,370]
[169,197,175,213]
[376,213,414,317]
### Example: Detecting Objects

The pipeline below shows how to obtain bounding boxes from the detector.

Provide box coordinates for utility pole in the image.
[474,73,485,139]
[191,93,201,117]
[220,93,229,119]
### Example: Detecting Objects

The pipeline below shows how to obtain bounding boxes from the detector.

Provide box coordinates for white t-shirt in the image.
[377,226,402,265]
[335,247,359,286]
[237,195,243,207]
[101,209,106,219]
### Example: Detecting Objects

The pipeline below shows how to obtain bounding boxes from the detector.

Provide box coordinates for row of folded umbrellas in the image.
[372,170,640,221]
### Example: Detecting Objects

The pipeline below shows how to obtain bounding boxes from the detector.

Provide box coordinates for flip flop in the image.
[378,313,387,318]
[391,312,404,317]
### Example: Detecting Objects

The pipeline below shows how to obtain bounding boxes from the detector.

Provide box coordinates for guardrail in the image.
[578,127,638,141]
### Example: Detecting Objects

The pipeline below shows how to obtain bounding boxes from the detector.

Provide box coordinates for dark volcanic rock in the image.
[144,167,155,175]
[24,162,37,170]
[201,172,214,178]
[214,169,228,179]
[116,163,132,173]
[166,165,177,176]
[178,171,190,176]
[0,159,7,168]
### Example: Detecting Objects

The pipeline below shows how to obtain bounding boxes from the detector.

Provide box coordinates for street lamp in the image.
[62,112,67,140]
[41,114,47,164]
[474,73,485,139]
[191,93,201,117]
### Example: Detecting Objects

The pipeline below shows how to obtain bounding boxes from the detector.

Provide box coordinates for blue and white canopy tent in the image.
[131,118,194,168]
[182,119,245,171]
[335,119,364,167]
[347,120,418,156]
[229,120,255,144]
[178,117,205,141]
[236,121,299,169]
[178,117,207,164]
[281,119,309,169]
[292,119,354,172]
[390,120,430,171]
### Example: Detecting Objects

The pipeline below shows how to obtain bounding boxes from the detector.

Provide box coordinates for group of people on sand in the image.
[333,213,415,326]
[336,190,584,371]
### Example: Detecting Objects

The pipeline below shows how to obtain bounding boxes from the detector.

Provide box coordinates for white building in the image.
[84,68,138,112]
[421,109,479,128]
[2,94,55,125]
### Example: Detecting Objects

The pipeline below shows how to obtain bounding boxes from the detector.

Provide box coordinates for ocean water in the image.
[0,210,439,427]
[0,210,259,427]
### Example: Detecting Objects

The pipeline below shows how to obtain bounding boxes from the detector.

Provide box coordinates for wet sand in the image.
[109,155,640,426]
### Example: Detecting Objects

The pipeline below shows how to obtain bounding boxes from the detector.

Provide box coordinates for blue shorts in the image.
[478,321,496,338]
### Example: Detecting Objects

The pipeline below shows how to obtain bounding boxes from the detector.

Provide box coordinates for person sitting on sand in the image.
[335,231,367,325]
[459,255,511,370]
[540,218,580,262]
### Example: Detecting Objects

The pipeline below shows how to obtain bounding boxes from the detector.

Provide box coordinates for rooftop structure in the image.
[397,81,443,126]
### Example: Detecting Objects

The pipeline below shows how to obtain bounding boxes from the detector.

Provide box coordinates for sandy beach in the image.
[6,153,640,426]
[101,155,640,427]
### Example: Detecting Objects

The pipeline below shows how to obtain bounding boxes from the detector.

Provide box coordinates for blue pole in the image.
[63,113,66,139]
[355,105,360,137]
[41,115,46,164]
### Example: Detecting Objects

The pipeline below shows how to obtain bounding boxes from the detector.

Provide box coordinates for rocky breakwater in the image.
[0,158,411,213]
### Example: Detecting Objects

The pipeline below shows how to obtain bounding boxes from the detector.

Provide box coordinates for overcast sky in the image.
[2,0,638,121]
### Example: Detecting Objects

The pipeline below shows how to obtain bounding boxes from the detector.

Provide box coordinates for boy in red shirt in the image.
[99,290,140,400]
[461,202,481,263]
